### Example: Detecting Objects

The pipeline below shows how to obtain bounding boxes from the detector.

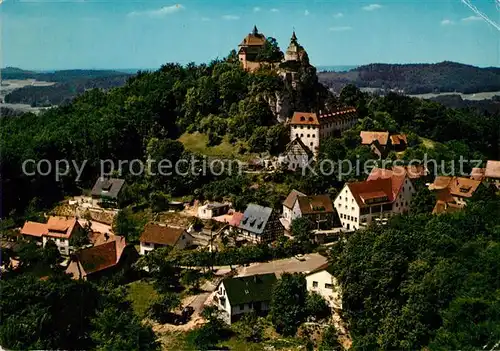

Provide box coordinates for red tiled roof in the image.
[392,165,428,179]
[470,167,485,181]
[432,200,463,215]
[428,176,453,190]
[283,189,307,209]
[73,237,126,276]
[447,177,481,198]
[46,216,79,239]
[290,112,319,125]
[140,223,186,246]
[360,131,389,146]
[366,168,406,200]
[485,160,500,179]
[297,195,334,215]
[21,221,48,237]
[390,134,408,145]
[347,178,394,207]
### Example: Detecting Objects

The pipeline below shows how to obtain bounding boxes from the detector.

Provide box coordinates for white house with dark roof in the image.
[334,168,415,230]
[236,204,283,243]
[214,273,278,324]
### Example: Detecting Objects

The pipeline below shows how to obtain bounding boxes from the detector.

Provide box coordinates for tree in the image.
[319,325,342,351]
[180,269,203,291]
[291,217,314,252]
[270,273,308,336]
[238,311,263,343]
[146,293,181,323]
[306,292,330,320]
[135,247,180,293]
[411,186,435,214]
[192,306,226,350]
[112,208,143,242]
[91,307,160,351]
[255,37,284,63]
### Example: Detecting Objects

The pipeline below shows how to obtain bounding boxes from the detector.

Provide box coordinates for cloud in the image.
[304,9,310,16]
[270,8,279,12]
[362,4,382,11]
[128,4,184,17]
[253,6,261,12]
[222,14,240,20]
[201,17,210,21]
[440,19,454,25]
[333,12,344,18]
[461,15,482,22]
[329,26,352,31]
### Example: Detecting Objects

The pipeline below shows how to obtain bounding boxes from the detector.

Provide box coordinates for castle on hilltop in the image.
[237,25,308,73]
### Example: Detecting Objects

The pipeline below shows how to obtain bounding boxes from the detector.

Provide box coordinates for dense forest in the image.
[331,194,500,350]
[318,61,500,94]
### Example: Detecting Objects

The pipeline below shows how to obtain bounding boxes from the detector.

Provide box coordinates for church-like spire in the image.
[291,30,297,42]
[252,25,259,35]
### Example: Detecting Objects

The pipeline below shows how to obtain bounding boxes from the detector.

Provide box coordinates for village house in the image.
[213,273,278,324]
[139,223,193,255]
[236,204,283,243]
[334,169,415,230]
[428,176,482,214]
[470,160,500,189]
[20,216,83,255]
[278,137,314,171]
[197,202,230,220]
[281,190,334,231]
[360,131,408,158]
[65,235,137,281]
[91,177,126,208]
[289,109,358,157]
[305,263,342,309]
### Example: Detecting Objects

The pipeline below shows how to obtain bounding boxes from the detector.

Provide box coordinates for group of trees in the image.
[330,195,500,349]
[0,273,159,350]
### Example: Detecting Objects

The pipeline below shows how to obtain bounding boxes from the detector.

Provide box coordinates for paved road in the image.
[237,253,328,277]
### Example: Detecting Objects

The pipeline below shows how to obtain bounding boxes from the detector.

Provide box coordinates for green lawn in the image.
[178,132,257,161]
[421,137,437,149]
[127,280,159,317]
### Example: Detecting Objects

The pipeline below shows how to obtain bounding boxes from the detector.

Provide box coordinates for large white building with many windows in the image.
[289,108,358,156]
[334,168,415,230]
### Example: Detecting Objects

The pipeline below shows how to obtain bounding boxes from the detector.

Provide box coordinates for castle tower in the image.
[285,30,303,62]
[237,25,267,71]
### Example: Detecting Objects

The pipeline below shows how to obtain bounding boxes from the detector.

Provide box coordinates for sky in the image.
[1,0,499,70]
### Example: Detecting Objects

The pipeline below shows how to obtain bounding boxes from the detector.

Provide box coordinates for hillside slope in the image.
[318,61,500,94]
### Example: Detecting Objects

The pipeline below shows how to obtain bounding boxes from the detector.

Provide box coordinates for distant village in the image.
[3,26,500,346]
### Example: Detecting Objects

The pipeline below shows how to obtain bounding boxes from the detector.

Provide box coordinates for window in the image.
[307,134,310,138]
[354,217,357,222]
[313,281,318,288]
[296,134,299,137]
[352,207,354,211]
[325,283,333,289]
[339,196,342,200]
[310,143,313,147]
[300,134,304,137]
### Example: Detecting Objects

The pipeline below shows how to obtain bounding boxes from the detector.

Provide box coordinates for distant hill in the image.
[317,61,500,95]
[1,67,132,107]
[1,67,131,82]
